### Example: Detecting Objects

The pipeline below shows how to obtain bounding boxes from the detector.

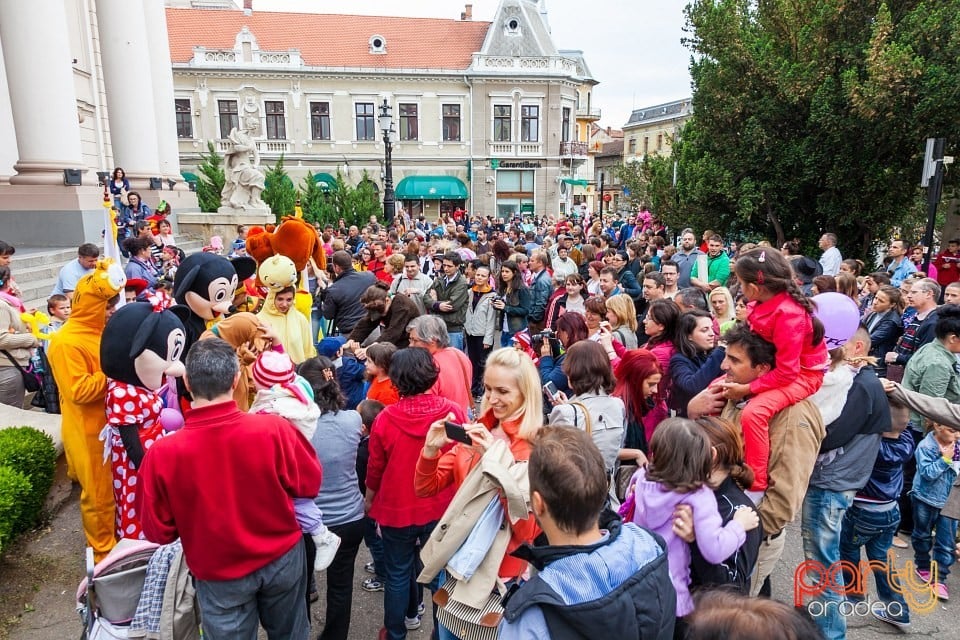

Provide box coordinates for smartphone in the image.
[543,381,559,399]
[444,421,473,445]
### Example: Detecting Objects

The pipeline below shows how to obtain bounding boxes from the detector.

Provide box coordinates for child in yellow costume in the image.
[47,260,125,561]
[256,255,316,364]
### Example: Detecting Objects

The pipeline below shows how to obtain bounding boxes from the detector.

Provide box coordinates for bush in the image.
[0,427,57,533]
[0,465,31,552]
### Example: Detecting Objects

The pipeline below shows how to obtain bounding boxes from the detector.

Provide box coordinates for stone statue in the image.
[220,115,268,211]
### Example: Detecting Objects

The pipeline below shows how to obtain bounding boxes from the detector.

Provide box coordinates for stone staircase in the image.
[11,239,204,312]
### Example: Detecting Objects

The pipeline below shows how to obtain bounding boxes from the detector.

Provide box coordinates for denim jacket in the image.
[912,432,960,509]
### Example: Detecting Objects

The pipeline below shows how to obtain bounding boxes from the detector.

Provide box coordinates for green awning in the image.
[395,176,468,200]
[313,172,336,190]
[181,171,199,184]
[561,177,589,187]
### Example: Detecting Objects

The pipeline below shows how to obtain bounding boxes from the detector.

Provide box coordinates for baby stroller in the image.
[77,538,200,640]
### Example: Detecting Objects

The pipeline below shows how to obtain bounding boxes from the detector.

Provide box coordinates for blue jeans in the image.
[801,487,855,640]
[912,497,958,581]
[839,503,909,621]
[380,523,435,640]
[194,540,308,640]
[364,516,386,578]
[448,331,465,352]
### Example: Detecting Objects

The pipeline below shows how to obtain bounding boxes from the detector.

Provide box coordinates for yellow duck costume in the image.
[47,260,125,561]
[256,255,316,364]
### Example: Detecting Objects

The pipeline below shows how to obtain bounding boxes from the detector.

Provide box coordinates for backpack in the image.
[548,394,625,472]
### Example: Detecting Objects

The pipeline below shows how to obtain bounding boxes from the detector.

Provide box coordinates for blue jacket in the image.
[528,270,553,324]
[913,431,960,509]
[669,348,725,416]
[336,354,367,411]
[616,266,642,303]
[539,354,570,397]
[500,517,675,640]
[857,429,914,504]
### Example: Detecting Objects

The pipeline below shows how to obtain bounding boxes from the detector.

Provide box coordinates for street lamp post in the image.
[379,98,396,225]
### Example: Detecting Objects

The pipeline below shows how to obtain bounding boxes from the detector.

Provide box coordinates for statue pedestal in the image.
[178,209,274,244]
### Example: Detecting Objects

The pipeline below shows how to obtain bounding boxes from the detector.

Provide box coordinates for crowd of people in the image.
[4,202,960,640]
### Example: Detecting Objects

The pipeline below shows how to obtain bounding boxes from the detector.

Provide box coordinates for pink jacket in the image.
[746,292,827,395]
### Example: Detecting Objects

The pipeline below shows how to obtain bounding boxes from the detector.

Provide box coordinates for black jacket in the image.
[321,269,377,334]
[503,514,675,640]
[864,309,902,375]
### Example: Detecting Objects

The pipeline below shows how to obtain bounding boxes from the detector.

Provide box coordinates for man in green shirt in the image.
[690,233,731,292]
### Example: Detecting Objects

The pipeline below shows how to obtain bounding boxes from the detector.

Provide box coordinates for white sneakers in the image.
[312,529,342,571]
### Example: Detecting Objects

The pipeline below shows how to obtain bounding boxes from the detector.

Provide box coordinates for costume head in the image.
[101,302,187,391]
[245,216,327,273]
[258,255,298,294]
[199,311,269,411]
[173,253,256,322]
[70,259,126,329]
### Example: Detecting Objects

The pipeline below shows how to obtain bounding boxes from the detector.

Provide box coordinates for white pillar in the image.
[95,0,161,185]
[0,0,85,184]
[141,0,185,189]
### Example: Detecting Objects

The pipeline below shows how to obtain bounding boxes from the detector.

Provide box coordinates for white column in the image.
[95,0,161,185]
[141,0,185,189]
[0,0,85,184]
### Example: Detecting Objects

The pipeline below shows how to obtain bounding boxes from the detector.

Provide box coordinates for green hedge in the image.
[0,465,31,552]
[0,427,57,534]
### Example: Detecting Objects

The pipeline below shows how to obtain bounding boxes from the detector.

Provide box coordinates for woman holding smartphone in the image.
[492,260,531,347]
[415,348,543,640]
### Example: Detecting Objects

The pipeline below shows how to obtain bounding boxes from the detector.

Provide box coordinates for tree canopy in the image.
[674,0,960,259]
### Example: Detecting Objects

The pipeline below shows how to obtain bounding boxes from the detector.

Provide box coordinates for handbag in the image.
[2,350,40,393]
[434,576,503,640]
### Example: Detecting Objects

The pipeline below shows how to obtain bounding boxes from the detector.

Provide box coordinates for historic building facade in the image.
[168,0,598,219]
[622,98,693,162]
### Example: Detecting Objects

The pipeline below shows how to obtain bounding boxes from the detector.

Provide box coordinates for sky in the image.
[251,0,693,130]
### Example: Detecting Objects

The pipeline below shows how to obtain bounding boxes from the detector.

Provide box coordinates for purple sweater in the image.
[629,468,746,616]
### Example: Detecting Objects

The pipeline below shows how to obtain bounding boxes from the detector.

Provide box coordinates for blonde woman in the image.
[709,286,736,333]
[416,348,542,637]
[606,293,639,349]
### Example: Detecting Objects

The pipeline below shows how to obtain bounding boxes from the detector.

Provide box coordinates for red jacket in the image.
[138,401,322,581]
[934,250,960,286]
[366,394,467,527]
[746,291,827,396]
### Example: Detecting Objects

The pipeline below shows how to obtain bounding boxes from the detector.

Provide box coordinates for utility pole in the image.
[921,138,952,273]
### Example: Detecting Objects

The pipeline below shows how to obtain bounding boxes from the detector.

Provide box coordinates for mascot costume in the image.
[100,303,186,540]
[255,255,316,363]
[246,216,326,337]
[47,260,126,561]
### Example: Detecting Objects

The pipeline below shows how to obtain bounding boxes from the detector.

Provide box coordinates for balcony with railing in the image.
[216,139,291,155]
[575,107,602,121]
[560,141,589,157]
[487,141,543,157]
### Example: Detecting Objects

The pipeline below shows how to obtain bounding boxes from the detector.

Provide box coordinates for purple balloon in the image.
[812,292,861,350]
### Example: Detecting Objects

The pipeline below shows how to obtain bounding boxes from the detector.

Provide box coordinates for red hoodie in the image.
[366,393,467,527]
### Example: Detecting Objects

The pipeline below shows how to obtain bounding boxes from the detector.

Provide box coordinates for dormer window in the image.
[369,35,386,54]
[504,18,521,35]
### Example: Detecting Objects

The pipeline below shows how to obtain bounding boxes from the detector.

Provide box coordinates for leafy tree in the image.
[300,172,339,227]
[677,0,960,259]
[262,154,297,221]
[195,141,225,213]
[348,171,383,228]
[615,155,689,231]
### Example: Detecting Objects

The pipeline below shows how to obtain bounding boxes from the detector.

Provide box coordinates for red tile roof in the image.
[166,8,491,70]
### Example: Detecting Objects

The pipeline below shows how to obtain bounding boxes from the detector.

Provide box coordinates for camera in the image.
[530,329,560,357]
[492,294,505,303]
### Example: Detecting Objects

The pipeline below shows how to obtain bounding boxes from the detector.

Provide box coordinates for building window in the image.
[521,105,539,142]
[355,102,375,141]
[175,99,192,138]
[218,99,238,139]
[657,133,664,151]
[643,137,649,155]
[399,103,418,141]
[310,102,330,140]
[628,138,636,154]
[264,101,286,140]
[493,105,511,142]
[561,107,571,142]
[442,104,461,141]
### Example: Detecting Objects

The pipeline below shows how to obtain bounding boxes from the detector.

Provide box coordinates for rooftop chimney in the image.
[461,4,472,20]
[243,0,252,15]
[606,126,611,135]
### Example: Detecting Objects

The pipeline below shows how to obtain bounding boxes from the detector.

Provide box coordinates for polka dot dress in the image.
[105,381,165,540]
